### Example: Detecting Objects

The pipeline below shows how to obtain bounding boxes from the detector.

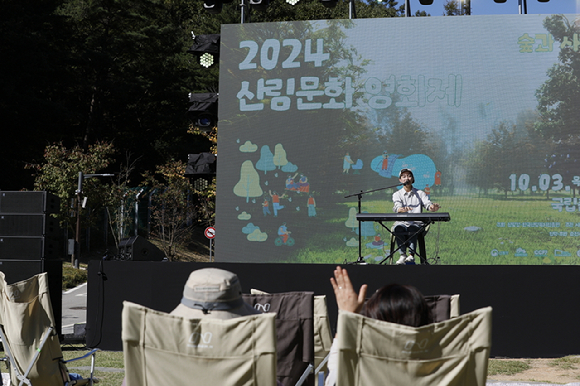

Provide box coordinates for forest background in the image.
[2,0,443,259]
[3,0,577,261]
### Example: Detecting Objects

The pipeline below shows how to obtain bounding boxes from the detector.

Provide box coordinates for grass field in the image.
[2,347,577,385]
[293,192,580,265]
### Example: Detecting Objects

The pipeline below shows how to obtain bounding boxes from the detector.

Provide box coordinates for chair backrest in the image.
[336,307,492,386]
[424,294,461,322]
[243,292,315,386]
[0,271,64,386]
[122,301,277,386]
[313,295,333,385]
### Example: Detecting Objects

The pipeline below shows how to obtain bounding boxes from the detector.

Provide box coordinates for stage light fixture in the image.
[537,0,549,2]
[320,0,338,8]
[188,34,220,68]
[203,0,223,13]
[249,0,270,11]
[286,0,300,5]
[199,53,214,68]
[493,0,507,3]
[418,0,433,4]
[188,93,218,132]
[185,153,217,176]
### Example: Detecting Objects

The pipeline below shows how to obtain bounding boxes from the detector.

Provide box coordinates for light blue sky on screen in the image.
[339,14,565,143]
[410,0,580,16]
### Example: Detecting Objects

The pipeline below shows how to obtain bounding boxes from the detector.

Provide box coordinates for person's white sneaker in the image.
[396,255,406,265]
[405,255,415,263]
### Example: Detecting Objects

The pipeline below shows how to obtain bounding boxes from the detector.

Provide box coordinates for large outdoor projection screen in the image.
[215,14,580,265]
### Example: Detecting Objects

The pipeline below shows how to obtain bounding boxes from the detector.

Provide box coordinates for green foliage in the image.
[463,121,548,196]
[289,194,580,265]
[26,142,116,231]
[143,160,199,260]
[62,263,88,289]
[487,359,531,376]
[549,356,580,370]
[536,15,580,141]
[0,0,79,189]
[443,0,467,16]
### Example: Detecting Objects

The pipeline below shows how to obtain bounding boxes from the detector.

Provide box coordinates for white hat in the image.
[170,268,259,320]
[399,168,414,178]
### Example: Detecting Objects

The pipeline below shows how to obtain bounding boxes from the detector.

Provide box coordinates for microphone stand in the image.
[344,182,404,264]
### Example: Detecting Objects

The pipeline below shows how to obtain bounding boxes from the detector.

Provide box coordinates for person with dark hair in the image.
[325,266,433,386]
[392,168,441,265]
[360,283,432,327]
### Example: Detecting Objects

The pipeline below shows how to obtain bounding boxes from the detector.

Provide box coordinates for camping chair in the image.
[0,272,98,386]
[121,301,277,386]
[424,294,460,322]
[243,291,315,386]
[252,291,331,386]
[335,307,492,386]
[313,295,333,386]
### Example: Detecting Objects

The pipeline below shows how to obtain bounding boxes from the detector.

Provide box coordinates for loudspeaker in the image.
[0,259,62,337]
[117,236,165,261]
[0,214,60,237]
[0,237,63,260]
[0,191,60,214]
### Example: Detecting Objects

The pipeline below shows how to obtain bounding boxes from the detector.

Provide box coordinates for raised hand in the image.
[330,266,367,314]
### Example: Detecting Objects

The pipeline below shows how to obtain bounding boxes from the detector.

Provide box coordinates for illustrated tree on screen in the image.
[273,144,289,169]
[536,15,580,142]
[256,145,276,174]
[234,160,263,202]
[221,20,373,201]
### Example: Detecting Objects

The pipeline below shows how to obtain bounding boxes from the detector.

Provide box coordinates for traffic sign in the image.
[204,226,216,239]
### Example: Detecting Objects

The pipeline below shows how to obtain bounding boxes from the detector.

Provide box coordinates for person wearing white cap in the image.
[170,267,260,319]
[392,168,441,265]
[121,268,261,386]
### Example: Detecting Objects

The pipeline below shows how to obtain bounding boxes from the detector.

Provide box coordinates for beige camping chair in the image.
[313,295,333,386]
[121,301,277,386]
[335,306,492,386]
[0,272,98,386]
[244,291,315,386]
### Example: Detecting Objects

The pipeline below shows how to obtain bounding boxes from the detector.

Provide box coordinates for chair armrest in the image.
[62,349,100,364]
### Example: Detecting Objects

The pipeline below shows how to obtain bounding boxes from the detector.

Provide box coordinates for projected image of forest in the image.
[215,14,580,265]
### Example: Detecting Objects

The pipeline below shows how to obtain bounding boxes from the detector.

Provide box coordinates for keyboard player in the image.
[392,168,441,265]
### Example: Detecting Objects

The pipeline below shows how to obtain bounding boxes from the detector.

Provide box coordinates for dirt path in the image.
[489,358,580,385]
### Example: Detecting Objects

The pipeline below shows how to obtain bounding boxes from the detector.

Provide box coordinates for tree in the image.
[0,0,80,190]
[373,95,430,156]
[463,121,546,196]
[26,141,116,232]
[256,145,276,174]
[535,15,580,142]
[234,161,263,202]
[53,0,210,177]
[144,160,198,260]
[443,0,468,16]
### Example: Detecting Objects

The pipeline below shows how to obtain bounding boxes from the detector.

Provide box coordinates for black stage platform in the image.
[86,260,580,357]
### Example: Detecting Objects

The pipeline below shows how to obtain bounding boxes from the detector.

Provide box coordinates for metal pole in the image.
[135,188,144,236]
[405,0,411,17]
[519,0,527,14]
[241,0,246,24]
[73,172,83,268]
[72,172,114,268]
[348,0,356,19]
